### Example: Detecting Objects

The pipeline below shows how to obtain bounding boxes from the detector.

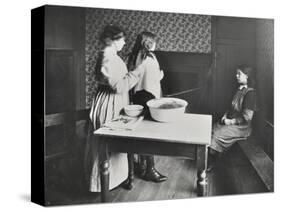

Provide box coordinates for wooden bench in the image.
[237,138,274,192]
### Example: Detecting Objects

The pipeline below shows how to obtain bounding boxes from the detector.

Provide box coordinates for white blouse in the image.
[99,47,141,94]
[134,54,163,98]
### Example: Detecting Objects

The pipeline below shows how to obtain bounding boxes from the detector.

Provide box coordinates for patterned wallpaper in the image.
[85,7,211,106]
[256,19,274,122]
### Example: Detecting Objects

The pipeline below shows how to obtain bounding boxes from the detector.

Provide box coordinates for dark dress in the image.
[209,87,257,153]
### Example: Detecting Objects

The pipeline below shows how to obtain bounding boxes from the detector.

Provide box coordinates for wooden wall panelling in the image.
[44,49,78,205]
[255,19,274,156]
[45,50,77,159]
[154,51,212,113]
[211,16,256,120]
[45,5,86,109]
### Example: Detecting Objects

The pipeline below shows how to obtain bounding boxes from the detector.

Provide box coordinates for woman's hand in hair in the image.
[132,61,145,76]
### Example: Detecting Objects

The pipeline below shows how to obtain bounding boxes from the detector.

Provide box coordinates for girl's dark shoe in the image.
[144,168,168,183]
[121,178,133,190]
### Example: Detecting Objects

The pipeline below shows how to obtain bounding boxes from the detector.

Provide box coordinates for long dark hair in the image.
[127,31,156,71]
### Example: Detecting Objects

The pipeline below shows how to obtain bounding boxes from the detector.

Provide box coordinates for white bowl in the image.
[146,98,188,122]
[124,104,144,117]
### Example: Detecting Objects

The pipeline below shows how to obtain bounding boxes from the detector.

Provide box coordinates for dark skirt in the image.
[132,90,155,118]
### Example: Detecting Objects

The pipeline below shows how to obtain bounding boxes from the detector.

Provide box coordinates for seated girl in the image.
[208,64,257,170]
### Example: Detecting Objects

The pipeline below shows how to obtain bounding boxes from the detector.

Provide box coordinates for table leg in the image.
[100,141,109,203]
[128,154,135,187]
[122,154,134,190]
[196,145,208,196]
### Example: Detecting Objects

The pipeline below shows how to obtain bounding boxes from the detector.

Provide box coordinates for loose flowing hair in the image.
[127,31,156,71]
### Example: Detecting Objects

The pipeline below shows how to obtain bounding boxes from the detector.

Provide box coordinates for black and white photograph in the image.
[2,0,281,211]
[3,0,281,211]
[30,3,275,207]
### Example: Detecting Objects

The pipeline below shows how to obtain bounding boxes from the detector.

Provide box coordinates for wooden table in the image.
[94,113,212,202]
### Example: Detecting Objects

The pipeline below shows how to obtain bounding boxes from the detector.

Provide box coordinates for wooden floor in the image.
[45,144,269,206]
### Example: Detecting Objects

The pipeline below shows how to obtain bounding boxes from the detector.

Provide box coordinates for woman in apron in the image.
[85,25,144,192]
